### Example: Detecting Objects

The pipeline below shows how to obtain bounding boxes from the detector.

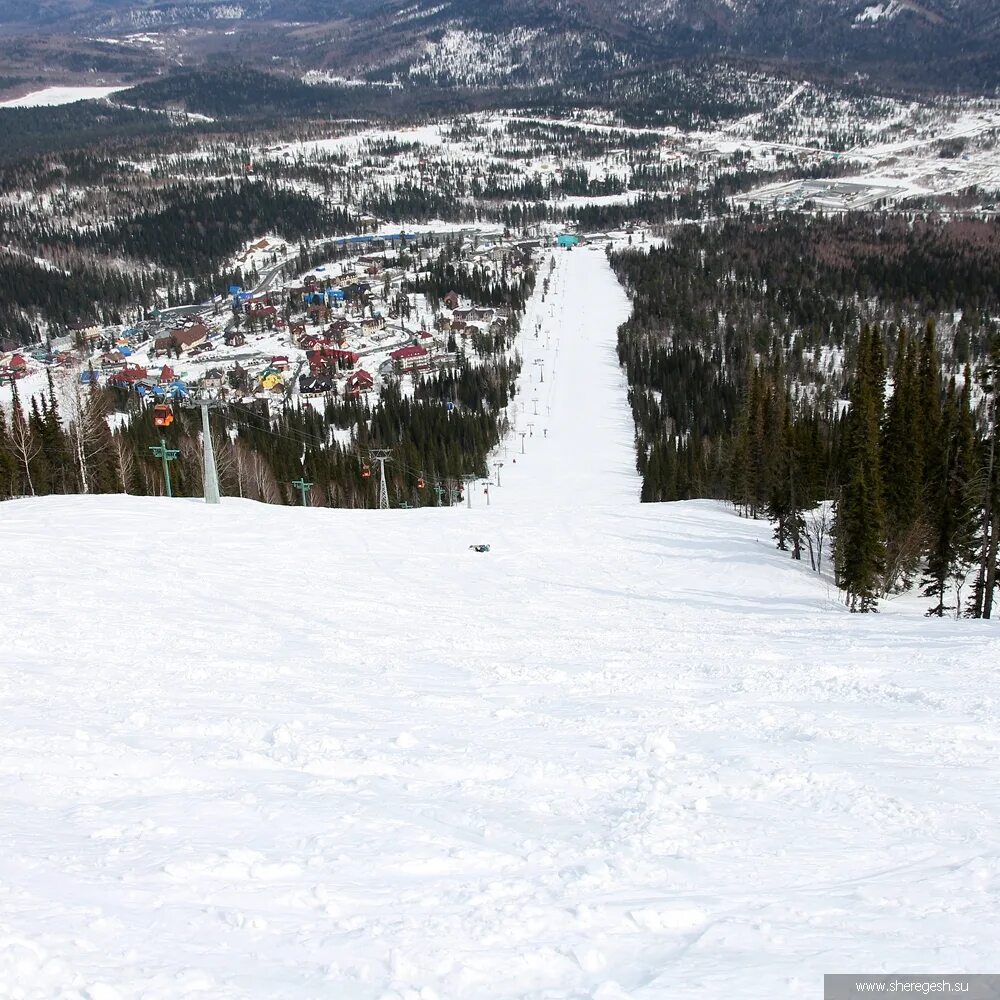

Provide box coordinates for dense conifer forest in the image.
[612,213,1000,615]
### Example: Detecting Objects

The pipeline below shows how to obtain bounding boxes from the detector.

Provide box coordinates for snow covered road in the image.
[2,248,1000,1000]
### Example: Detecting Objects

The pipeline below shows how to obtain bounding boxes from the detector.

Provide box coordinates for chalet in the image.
[270,356,290,371]
[100,350,127,369]
[157,365,176,385]
[69,322,102,343]
[79,369,100,385]
[308,347,360,374]
[290,322,307,339]
[202,368,225,390]
[361,315,387,333]
[471,308,495,323]
[224,330,246,348]
[107,366,148,390]
[346,369,374,397]
[172,324,210,354]
[443,291,460,310]
[452,308,477,321]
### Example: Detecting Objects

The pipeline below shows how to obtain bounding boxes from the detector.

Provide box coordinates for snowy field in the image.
[0,86,126,109]
[2,249,1000,999]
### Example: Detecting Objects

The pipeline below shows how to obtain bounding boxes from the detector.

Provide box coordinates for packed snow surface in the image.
[0,86,125,108]
[2,249,1000,999]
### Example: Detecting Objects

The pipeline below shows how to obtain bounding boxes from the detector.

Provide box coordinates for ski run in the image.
[2,247,999,1000]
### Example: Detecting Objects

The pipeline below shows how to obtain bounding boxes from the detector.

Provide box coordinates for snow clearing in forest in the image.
[1,248,999,999]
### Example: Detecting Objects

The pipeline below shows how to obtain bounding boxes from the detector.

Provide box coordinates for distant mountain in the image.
[0,0,996,91]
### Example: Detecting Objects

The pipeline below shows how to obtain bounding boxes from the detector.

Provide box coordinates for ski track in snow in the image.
[2,248,1000,999]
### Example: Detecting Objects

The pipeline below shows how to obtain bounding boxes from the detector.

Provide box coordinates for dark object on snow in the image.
[469,544,491,553]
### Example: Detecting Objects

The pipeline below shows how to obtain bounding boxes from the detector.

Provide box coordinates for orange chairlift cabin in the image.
[361,463,372,479]
[152,403,174,428]
[416,476,426,489]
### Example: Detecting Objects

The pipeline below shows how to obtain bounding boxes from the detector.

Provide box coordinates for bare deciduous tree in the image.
[7,405,40,497]
[804,503,832,575]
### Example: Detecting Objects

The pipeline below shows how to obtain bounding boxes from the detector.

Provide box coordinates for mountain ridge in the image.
[0,0,996,93]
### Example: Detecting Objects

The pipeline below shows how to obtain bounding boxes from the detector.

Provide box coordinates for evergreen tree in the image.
[923,371,979,616]
[836,325,886,612]
[881,329,924,590]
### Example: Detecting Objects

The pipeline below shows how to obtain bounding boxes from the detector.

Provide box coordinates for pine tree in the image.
[924,371,979,616]
[969,350,1000,618]
[835,325,887,612]
[881,328,924,591]
[765,385,805,558]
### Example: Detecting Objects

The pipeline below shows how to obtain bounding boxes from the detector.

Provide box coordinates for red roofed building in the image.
[390,345,428,362]
[108,366,148,389]
[346,369,374,397]
[390,344,429,374]
[308,347,360,375]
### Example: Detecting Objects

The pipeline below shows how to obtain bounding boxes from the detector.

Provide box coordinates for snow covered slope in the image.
[2,248,1000,1000]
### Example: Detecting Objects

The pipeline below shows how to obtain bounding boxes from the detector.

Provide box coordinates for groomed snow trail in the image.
[2,249,1000,1000]
[495,246,638,511]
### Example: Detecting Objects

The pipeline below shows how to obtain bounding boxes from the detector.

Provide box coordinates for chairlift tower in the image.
[149,439,179,498]
[292,478,313,506]
[369,448,392,510]
[183,387,224,504]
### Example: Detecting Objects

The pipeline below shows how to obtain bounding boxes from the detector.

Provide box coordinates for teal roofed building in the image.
[557,233,580,247]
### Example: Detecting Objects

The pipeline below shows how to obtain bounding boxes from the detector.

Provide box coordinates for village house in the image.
[202,368,225,390]
[100,350,127,369]
[390,344,429,374]
[155,324,210,357]
[361,315,387,333]
[443,290,460,310]
[107,366,148,390]
[346,369,374,398]
[308,347,360,375]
